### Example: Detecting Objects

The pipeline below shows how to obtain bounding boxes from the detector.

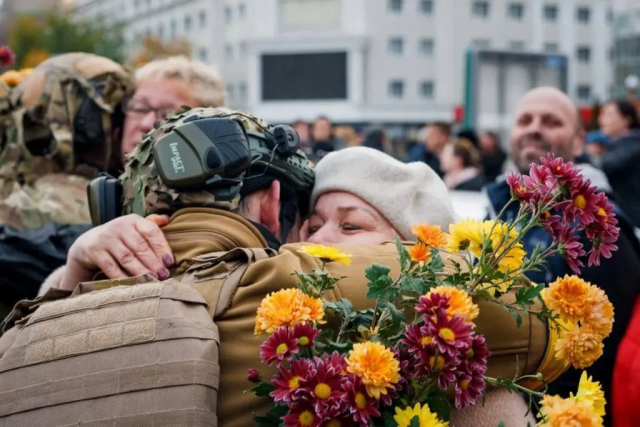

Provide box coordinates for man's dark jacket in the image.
[602,129,640,228]
[486,177,640,427]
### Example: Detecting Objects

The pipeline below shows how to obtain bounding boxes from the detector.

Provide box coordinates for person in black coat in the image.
[600,99,640,228]
[479,131,507,182]
[440,138,486,191]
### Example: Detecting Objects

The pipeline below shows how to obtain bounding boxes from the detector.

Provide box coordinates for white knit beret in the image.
[310,146,458,239]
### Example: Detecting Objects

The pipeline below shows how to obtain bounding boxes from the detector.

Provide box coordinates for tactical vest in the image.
[0,246,275,426]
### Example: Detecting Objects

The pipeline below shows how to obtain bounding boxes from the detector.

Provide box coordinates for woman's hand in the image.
[59,214,172,291]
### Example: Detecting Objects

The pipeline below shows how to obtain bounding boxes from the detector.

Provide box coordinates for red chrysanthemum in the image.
[260,326,299,366]
[246,368,261,383]
[309,353,347,419]
[425,307,474,357]
[454,371,485,408]
[283,406,321,427]
[563,180,599,228]
[541,155,581,186]
[460,334,491,375]
[292,322,319,348]
[343,374,381,426]
[0,46,15,68]
[545,220,586,274]
[401,323,434,354]
[525,162,554,190]
[506,172,535,202]
[271,358,315,403]
[416,292,450,317]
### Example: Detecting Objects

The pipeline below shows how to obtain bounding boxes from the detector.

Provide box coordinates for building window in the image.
[577,7,590,24]
[472,39,491,49]
[544,42,559,53]
[199,48,208,62]
[184,15,192,32]
[509,41,525,51]
[508,3,524,20]
[472,1,490,18]
[239,3,246,19]
[239,83,247,100]
[419,0,433,14]
[388,37,404,55]
[577,46,591,63]
[544,4,558,22]
[419,38,434,56]
[225,44,233,60]
[170,19,176,37]
[388,80,404,99]
[419,80,434,99]
[388,0,402,12]
[199,10,206,27]
[225,6,232,22]
[577,84,591,101]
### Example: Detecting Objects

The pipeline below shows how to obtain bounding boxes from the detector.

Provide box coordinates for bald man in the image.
[484,87,640,426]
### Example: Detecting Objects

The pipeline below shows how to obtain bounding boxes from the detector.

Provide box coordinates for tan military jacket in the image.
[0,208,560,426]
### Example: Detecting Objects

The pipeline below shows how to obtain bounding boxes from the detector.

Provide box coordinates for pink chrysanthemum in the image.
[545,220,586,274]
[454,371,485,408]
[506,172,535,202]
[309,353,347,419]
[0,46,15,68]
[283,405,321,427]
[460,334,491,374]
[343,374,381,426]
[425,307,474,357]
[292,322,319,348]
[260,326,299,367]
[271,358,315,403]
[541,155,581,186]
[416,292,450,317]
[563,180,599,228]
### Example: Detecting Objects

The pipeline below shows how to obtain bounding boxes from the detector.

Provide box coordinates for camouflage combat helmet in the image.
[121,106,315,218]
[0,52,135,188]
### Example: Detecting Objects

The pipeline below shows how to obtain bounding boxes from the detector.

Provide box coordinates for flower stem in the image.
[484,376,545,398]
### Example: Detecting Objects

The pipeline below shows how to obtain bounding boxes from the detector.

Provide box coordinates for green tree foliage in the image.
[9,10,126,68]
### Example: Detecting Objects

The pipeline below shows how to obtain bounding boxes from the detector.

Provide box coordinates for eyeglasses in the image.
[123,99,177,121]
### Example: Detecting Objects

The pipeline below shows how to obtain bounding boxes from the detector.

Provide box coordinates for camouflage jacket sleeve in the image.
[0,173,92,231]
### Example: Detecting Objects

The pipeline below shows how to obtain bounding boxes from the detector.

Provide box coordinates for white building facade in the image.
[74,0,613,125]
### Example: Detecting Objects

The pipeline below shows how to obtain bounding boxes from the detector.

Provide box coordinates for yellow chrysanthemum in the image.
[411,223,448,249]
[554,324,604,369]
[426,286,479,324]
[408,243,431,264]
[345,341,400,400]
[298,244,352,265]
[0,70,22,88]
[538,394,601,427]
[542,275,596,324]
[254,288,325,335]
[448,219,524,274]
[447,218,485,253]
[394,403,449,427]
[583,288,614,338]
[571,371,606,420]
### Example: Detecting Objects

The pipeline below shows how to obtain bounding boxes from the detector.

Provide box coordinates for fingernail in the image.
[157,268,170,280]
[163,255,174,267]
[148,271,158,279]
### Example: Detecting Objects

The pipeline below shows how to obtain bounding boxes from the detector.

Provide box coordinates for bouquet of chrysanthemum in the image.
[248,155,615,427]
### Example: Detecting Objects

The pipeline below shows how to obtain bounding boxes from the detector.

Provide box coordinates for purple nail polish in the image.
[157,268,170,280]
[163,255,174,267]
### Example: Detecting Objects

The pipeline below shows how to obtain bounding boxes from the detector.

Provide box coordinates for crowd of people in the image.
[0,50,640,426]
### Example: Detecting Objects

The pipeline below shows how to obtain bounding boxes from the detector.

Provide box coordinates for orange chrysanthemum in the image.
[542,275,596,324]
[411,223,448,249]
[408,243,431,264]
[554,324,604,369]
[346,341,400,400]
[538,394,600,427]
[254,288,325,335]
[426,286,479,324]
[583,287,614,338]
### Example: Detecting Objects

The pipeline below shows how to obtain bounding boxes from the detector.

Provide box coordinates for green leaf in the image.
[409,416,421,427]
[515,283,545,309]
[386,302,405,329]
[366,264,398,302]
[424,389,452,421]
[381,411,399,427]
[396,235,411,270]
[429,249,445,272]
[400,277,430,295]
[366,263,392,282]
[502,304,523,328]
[252,404,287,427]
[247,382,276,397]
[498,422,506,427]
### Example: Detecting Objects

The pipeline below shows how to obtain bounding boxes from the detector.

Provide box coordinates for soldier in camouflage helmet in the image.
[120,106,315,239]
[0,52,135,231]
